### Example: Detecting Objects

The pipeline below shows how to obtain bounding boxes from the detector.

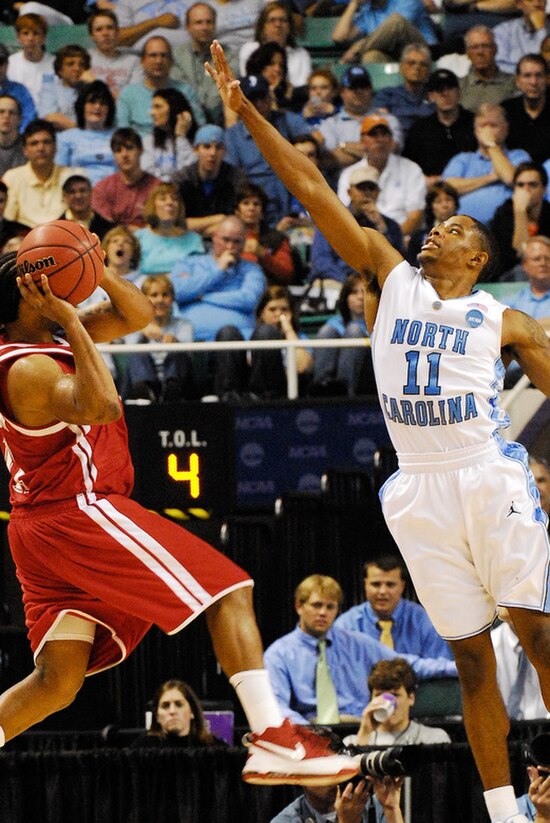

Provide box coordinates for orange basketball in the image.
[15,220,104,306]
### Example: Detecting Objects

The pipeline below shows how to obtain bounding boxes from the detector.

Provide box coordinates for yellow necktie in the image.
[315,639,340,724]
[378,619,394,649]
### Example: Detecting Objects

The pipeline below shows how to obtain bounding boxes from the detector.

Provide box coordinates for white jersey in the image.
[371,260,509,455]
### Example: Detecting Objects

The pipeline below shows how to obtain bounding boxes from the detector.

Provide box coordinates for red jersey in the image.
[0,336,134,508]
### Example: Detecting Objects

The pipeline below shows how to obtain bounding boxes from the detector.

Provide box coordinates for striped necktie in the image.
[316,638,340,724]
[377,619,394,649]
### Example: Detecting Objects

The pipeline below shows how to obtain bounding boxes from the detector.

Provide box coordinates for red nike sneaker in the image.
[241,719,360,786]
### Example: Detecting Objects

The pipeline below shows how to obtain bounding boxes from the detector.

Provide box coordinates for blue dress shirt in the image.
[264,625,457,723]
[506,287,550,320]
[335,598,454,660]
[169,254,266,341]
[442,148,531,225]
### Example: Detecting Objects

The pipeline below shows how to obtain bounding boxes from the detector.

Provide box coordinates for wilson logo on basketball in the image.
[17,256,56,276]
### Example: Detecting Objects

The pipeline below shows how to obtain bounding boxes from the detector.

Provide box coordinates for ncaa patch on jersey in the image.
[465,309,484,328]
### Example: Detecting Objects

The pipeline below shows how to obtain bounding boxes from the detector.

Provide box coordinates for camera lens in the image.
[359,747,407,779]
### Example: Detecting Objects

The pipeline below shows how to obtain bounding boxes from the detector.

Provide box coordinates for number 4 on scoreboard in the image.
[167,452,201,498]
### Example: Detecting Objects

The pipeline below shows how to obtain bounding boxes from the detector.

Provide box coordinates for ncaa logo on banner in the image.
[295,409,320,436]
[239,442,265,468]
[353,438,377,465]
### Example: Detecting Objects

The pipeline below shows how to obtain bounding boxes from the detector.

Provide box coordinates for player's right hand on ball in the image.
[17,273,78,326]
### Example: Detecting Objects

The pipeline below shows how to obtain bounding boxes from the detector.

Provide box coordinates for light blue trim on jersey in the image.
[378,468,400,504]
[488,355,510,432]
[494,432,550,611]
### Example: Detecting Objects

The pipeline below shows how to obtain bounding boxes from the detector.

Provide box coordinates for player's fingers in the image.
[40,273,54,296]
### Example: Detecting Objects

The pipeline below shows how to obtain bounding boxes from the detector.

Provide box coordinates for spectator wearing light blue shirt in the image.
[503,235,550,326]
[55,81,116,187]
[169,214,265,340]
[333,0,437,65]
[493,0,550,74]
[0,44,38,132]
[335,555,454,661]
[442,102,530,225]
[264,574,457,725]
[117,36,205,137]
[38,44,91,132]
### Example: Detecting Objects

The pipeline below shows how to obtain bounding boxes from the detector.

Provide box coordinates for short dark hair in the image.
[0,181,7,196]
[111,127,142,152]
[75,81,116,130]
[23,118,56,145]
[87,8,119,33]
[368,658,417,695]
[0,94,22,117]
[364,554,406,579]
[513,160,548,187]
[516,53,547,76]
[424,180,459,225]
[467,215,499,283]
[0,253,22,324]
[62,174,91,193]
[53,44,91,77]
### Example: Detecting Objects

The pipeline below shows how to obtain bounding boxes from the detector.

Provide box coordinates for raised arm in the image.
[501,308,550,395]
[78,265,154,343]
[8,275,121,428]
[207,42,403,289]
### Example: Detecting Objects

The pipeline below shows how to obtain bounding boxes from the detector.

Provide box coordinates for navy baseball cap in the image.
[427,69,459,92]
[341,65,372,89]
[239,74,270,100]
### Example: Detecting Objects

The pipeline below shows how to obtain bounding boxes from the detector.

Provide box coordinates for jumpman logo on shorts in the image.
[507,501,521,517]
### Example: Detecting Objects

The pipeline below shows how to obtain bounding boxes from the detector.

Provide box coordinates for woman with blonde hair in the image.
[134,183,205,275]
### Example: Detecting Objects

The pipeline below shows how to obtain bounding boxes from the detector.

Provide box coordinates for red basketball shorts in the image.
[8,493,252,674]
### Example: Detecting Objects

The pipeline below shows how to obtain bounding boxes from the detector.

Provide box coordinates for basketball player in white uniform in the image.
[208,42,550,823]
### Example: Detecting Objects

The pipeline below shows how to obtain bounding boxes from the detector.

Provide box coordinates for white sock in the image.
[229,669,284,733]
[0,725,5,747]
[484,786,519,821]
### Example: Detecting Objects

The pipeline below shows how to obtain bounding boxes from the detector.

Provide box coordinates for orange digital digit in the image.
[167,452,201,498]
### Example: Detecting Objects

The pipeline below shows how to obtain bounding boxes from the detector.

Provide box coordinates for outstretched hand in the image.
[206,40,246,115]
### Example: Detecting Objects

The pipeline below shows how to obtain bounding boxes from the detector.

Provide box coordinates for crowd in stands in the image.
[1,0,550,401]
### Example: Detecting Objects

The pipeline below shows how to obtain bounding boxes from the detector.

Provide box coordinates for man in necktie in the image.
[264,574,458,725]
[336,554,454,661]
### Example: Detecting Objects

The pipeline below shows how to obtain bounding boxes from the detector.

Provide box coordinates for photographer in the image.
[517,735,550,822]
[270,775,404,823]
[345,658,451,747]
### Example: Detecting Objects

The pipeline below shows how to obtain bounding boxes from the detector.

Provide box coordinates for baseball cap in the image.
[341,65,372,89]
[193,124,225,146]
[239,74,270,101]
[360,114,391,135]
[427,69,459,92]
[0,44,9,63]
[348,166,380,187]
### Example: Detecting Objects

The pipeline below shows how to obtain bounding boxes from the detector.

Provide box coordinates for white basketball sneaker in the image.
[241,719,360,786]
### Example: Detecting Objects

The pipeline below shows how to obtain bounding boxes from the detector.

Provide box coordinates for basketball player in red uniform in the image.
[0,251,359,786]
